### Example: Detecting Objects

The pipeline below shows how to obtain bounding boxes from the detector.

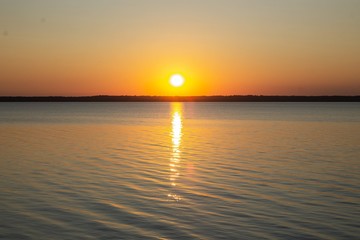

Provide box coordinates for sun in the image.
[169,74,185,87]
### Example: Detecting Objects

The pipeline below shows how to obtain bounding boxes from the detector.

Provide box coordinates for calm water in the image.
[0,102,359,239]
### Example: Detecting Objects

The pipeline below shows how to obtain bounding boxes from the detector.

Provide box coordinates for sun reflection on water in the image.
[168,103,183,201]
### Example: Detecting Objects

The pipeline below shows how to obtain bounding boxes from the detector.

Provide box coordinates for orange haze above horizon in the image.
[0,0,359,96]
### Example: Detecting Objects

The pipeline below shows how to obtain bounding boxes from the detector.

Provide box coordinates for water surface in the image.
[0,102,359,239]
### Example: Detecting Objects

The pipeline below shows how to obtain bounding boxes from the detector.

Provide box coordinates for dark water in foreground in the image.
[0,102,359,239]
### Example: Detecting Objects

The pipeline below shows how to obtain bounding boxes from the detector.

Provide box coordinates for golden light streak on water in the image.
[168,103,183,201]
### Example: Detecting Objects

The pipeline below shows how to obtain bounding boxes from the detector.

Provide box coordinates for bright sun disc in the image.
[170,74,185,87]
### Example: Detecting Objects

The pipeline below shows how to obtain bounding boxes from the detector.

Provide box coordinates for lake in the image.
[0,102,359,239]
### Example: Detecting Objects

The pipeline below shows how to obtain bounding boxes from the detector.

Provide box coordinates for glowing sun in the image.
[169,74,185,87]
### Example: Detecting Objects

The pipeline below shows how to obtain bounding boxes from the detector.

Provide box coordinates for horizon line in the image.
[0,95,359,102]
[1,94,360,97]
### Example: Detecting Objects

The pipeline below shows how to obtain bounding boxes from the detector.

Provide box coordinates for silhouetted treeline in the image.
[0,95,359,102]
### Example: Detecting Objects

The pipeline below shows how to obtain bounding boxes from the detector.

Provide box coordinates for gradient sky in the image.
[1,0,359,96]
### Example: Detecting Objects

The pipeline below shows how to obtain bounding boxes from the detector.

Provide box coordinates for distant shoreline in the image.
[0,96,359,102]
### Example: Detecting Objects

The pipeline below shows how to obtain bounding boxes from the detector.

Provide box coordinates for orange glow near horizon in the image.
[139,62,213,96]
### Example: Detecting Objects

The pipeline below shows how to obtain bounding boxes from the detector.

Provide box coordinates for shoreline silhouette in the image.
[0,95,359,102]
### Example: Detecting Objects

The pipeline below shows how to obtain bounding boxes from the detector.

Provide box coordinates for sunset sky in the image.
[1,0,359,96]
